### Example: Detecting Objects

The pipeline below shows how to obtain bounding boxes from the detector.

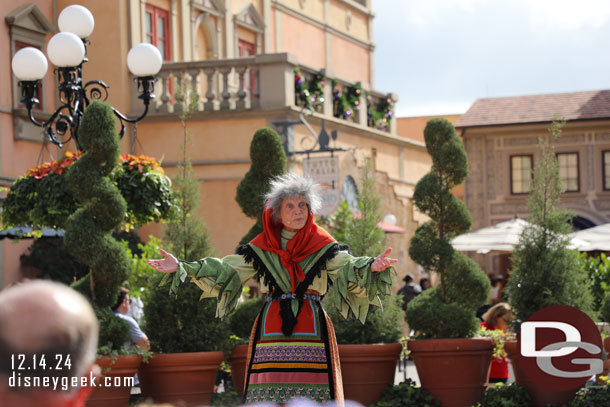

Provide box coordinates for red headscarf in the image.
[250,205,335,292]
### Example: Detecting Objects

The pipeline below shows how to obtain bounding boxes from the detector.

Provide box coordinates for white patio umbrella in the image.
[569,222,610,251]
[451,218,589,253]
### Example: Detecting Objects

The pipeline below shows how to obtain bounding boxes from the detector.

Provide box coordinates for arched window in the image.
[340,176,359,212]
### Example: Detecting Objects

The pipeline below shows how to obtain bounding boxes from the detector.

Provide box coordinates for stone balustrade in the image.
[131,53,397,134]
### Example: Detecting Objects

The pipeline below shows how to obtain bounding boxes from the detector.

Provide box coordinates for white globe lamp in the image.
[47,32,86,67]
[58,5,95,38]
[127,43,163,77]
[11,47,48,81]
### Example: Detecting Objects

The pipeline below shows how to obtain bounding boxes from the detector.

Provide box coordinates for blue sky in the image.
[374,0,610,117]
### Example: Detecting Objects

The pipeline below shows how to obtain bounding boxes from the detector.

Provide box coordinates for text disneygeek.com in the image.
[8,371,135,391]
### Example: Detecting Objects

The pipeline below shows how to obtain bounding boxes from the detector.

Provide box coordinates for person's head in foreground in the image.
[0,280,99,407]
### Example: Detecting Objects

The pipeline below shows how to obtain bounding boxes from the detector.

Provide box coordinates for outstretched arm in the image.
[371,247,398,272]
[147,249,179,274]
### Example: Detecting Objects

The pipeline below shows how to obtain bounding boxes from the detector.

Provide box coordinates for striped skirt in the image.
[244,298,344,405]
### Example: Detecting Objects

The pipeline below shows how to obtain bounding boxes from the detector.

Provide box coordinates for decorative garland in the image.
[292,68,393,131]
[332,79,362,120]
[366,92,394,131]
[293,67,325,111]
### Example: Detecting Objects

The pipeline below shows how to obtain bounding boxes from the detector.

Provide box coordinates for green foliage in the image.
[235,127,286,245]
[366,93,394,131]
[293,67,325,111]
[211,382,242,407]
[407,118,489,339]
[93,302,130,353]
[506,119,593,331]
[372,378,440,407]
[163,78,215,262]
[144,274,231,353]
[600,293,610,323]
[144,81,230,354]
[19,237,89,284]
[124,236,163,307]
[581,253,610,313]
[344,159,385,257]
[329,200,353,243]
[405,288,480,339]
[569,385,610,407]
[325,294,403,344]
[332,79,362,121]
[229,296,264,340]
[63,101,130,310]
[473,383,531,407]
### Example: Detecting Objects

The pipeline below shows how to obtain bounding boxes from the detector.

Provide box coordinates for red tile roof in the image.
[455,90,610,128]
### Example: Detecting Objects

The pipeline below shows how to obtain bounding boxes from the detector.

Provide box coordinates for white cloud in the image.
[527,0,610,30]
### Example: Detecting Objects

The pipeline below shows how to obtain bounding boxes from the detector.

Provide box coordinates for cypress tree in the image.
[406,118,490,338]
[235,127,286,245]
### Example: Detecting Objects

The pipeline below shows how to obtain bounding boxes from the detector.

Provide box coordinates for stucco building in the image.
[1,0,436,287]
[455,90,610,275]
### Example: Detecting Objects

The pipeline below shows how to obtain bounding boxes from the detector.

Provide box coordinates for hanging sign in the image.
[304,156,340,216]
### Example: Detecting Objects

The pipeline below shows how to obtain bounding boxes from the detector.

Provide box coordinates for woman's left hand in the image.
[371,248,398,272]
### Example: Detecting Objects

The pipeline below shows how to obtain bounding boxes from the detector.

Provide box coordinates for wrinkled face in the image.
[279,196,308,232]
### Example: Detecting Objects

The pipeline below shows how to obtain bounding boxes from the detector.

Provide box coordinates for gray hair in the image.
[265,173,322,222]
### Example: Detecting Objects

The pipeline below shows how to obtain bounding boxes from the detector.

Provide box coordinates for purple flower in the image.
[297,79,303,85]
[345,110,351,117]
[387,111,392,117]
[356,105,360,111]
[310,97,316,103]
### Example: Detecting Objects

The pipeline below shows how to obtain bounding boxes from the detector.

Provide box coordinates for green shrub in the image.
[235,127,286,245]
[506,119,593,330]
[569,386,610,407]
[474,383,531,407]
[372,378,440,407]
[406,118,489,339]
[325,293,403,344]
[145,274,231,353]
[581,253,610,313]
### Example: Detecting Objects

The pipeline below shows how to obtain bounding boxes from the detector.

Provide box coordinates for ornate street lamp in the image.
[10,5,162,149]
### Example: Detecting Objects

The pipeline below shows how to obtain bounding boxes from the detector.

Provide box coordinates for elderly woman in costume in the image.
[148,173,396,404]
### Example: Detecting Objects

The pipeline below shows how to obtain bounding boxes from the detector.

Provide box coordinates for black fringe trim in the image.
[236,244,283,297]
[236,242,348,336]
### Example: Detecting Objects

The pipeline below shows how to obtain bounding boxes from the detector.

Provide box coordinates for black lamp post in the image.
[10,5,161,149]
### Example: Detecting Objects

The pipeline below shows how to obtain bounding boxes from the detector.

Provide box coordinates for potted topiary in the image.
[504,119,594,407]
[139,276,231,407]
[323,159,403,406]
[324,294,404,406]
[405,118,493,407]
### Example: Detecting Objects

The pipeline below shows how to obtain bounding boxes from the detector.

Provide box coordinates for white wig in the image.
[265,173,322,221]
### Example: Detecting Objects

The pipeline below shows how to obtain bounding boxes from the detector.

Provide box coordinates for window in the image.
[510,155,533,194]
[604,151,610,191]
[145,5,170,60]
[557,152,579,192]
[238,39,256,98]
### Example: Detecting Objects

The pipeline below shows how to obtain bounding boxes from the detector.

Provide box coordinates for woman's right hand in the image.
[147,249,179,273]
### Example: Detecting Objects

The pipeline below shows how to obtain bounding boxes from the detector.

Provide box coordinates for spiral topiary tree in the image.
[235,127,286,245]
[63,100,131,349]
[406,118,490,339]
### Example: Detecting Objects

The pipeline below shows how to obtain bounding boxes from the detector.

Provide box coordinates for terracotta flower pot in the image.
[504,340,579,407]
[228,344,248,395]
[138,351,224,407]
[86,354,141,407]
[408,337,493,407]
[338,343,402,406]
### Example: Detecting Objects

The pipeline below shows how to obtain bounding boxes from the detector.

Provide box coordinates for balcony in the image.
[133,53,397,135]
